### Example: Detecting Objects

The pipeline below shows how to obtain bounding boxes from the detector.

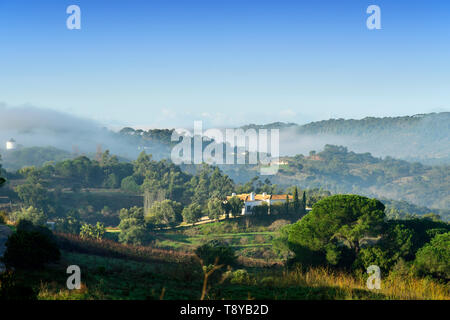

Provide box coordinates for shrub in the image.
[239,237,249,245]
[252,203,269,216]
[254,234,267,244]
[389,258,414,279]
[8,206,47,226]
[119,224,152,245]
[195,240,237,266]
[16,219,53,237]
[228,269,253,285]
[0,271,36,300]
[272,224,294,260]
[3,228,60,269]
[259,276,276,287]
[353,246,392,274]
[267,219,291,232]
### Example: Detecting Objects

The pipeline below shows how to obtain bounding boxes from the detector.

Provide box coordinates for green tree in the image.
[415,232,450,279]
[100,150,119,168]
[190,165,234,205]
[80,222,105,240]
[292,186,300,213]
[15,181,50,212]
[288,195,386,267]
[118,224,149,245]
[301,191,307,213]
[133,151,152,178]
[353,223,414,273]
[182,203,203,225]
[222,201,232,219]
[9,206,47,226]
[120,206,146,222]
[146,200,183,226]
[285,194,290,215]
[121,176,141,194]
[207,198,224,221]
[55,209,81,234]
[228,196,244,217]
[103,173,119,188]
[353,246,392,273]
[118,206,151,245]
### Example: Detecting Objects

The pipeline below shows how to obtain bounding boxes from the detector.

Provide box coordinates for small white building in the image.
[6,138,16,150]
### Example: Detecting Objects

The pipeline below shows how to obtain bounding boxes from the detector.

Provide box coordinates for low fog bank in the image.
[1,105,448,167]
[279,130,361,157]
[277,114,450,164]
[0,105,162,162]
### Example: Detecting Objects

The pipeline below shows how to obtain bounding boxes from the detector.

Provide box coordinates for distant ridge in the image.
[240,112,449,132]
[240,112,450,165]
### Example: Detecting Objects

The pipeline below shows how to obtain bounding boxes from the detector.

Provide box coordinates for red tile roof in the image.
[226,193,293,202]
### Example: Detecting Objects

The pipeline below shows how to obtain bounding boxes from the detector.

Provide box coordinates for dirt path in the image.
[0,224,12,273]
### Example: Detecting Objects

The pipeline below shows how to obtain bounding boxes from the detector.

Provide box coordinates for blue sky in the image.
[0,0,449,128]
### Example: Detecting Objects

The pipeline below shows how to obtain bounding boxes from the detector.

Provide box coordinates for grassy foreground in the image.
[15,234,448,300]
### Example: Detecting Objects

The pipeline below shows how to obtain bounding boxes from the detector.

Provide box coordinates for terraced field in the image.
[153,231,275,250]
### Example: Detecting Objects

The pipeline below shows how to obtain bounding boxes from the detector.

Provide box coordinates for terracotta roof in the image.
[226,193,293,202]
[271,194,293,200]
[255,194,271,201]
[226,194,249,201]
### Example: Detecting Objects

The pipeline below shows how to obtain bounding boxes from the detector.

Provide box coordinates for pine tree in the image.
[302,191,307,214]
[285,194,290,215]
[293,186,300,213]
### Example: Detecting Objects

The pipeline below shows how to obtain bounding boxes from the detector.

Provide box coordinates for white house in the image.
[226,192,294,215]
